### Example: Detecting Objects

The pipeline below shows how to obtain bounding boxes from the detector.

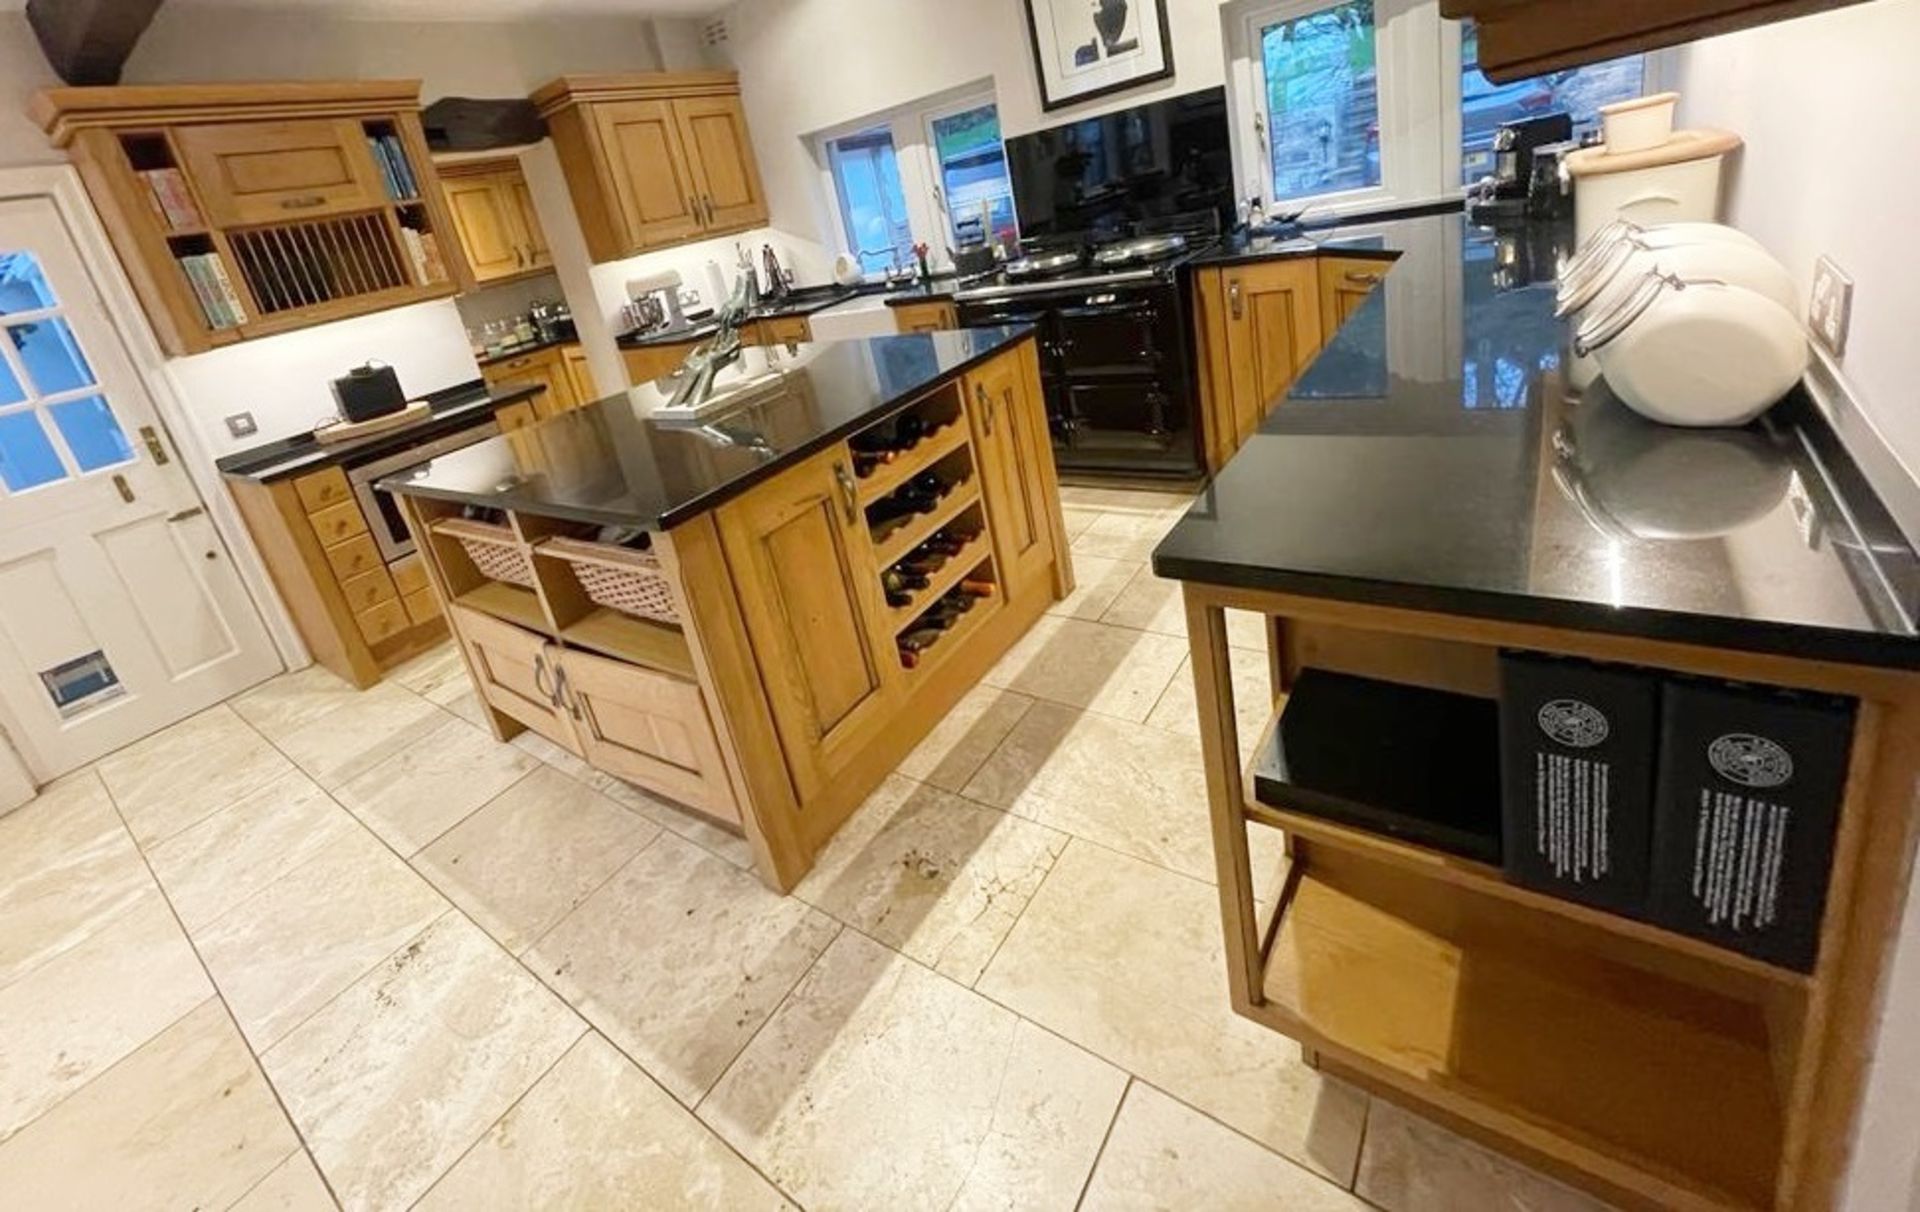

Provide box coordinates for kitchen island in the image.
[1154,207,1919,1211]
[384,328,1070,890]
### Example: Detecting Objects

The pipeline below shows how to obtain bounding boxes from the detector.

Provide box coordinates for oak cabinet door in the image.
[444,173,524,282]
[510,175,552,269]
[176,118,388,227]
[895,302,956,333]
[557,646,739,823]
[453,604,577,749]
[1222,260,1323,444]
[716,444,896,802]
[1318,255,1388,336]
[484,348,574,416]
[967,351,1053,597]
[674,95,768,234]
[592,100,705,250]
[562,345,598,405]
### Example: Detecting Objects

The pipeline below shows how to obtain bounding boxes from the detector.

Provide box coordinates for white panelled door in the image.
[0,195,277,780]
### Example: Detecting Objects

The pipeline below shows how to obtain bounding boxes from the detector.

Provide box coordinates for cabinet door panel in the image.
[675,96,768,233]
[510,176,552,269]
[716,445,895,801]
[177,119,387,227]
[452,604,576,748]
[1222,261,1323,444]
[559,646,738,822]
[562,345,598,404]
[444,174,524,282]
[968,353,1053,596]
[1319,255,1388,336]
[593,100,705,249]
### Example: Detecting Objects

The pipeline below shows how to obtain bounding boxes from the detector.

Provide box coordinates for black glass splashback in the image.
[1006,86,1234,243]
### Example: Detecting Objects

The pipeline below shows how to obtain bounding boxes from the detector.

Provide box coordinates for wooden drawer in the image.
[323,532,382,582]
[355,598,410,646]
[402,586,441,625]
[560,645,739,823]
[759,315,810,346]
[340,566,399,613]
[308,498,368,546]
[390,554,429,596]
[295,466,352,512]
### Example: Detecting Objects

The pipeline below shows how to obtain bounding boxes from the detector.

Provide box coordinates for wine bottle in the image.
[852,449,896,478]
[958,578,996,598]
[882,569,930,595]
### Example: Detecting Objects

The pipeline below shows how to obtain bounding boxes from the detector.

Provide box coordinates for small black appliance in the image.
[329,363,407,423]
[1469,112,1574,223]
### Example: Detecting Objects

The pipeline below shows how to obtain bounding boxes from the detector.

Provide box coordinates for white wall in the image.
[122,10,662,101]
[1671,0,1920,481]
[0,14,63,168]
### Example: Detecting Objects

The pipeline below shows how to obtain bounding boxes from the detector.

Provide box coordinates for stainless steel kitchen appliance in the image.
[346,416,502,561]
[530,298,575,343]
[1469,113,1574,222]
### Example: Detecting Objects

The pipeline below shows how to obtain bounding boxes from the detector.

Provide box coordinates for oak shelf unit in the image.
[453,580,547,633]
[871,479,981,571]
[857,419,971,507]
[34,82,473,357]
[888,527,994,631]
[560,607,697,680]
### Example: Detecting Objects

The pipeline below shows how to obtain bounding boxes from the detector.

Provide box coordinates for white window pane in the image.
[931,105,1017,247]
[829,129,915,275]
[1460,24,1646,185]
[1261,1,1381,202]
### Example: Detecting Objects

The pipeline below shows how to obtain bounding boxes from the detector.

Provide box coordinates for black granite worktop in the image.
[1153,206,1920,670]
[615,285,867,349]
[216,380,542,484]
[381,327,1034,530]
[475,335,573,368]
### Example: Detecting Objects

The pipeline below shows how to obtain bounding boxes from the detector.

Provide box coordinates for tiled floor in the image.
[0,485,1615,1211]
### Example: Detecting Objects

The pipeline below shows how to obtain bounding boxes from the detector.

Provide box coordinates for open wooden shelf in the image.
[1259,849,1783,1210]
[899,576,1000,679]
[454,581,546,632]
[888,533,993,633]
[871,480,980,571]
[855,421,971,507]
[562,607,695,680]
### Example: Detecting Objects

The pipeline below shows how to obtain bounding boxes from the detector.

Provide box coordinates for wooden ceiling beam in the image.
[25,0,167,87]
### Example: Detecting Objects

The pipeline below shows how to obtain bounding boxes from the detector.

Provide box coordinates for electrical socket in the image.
[224,412,258,439]
[1809,255,1854,357]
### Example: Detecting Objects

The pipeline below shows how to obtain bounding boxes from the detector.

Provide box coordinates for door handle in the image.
[111,473,134,503]
[832,461,859,525]
[975,384,994,436]
[515,246,526,268]
[1344,271,1384,286]
[702,195,715,225]
[553,662,582,721]
[1228,279,1244,321]
[167,506,205,523]
[280,194,327,210]
[533,650,555,706]
[138,425,171,466]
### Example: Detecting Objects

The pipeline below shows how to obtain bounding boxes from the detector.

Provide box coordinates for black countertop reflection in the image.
[216,381,541,484]
[381,327,1033,530]
[1154,208,1920,670]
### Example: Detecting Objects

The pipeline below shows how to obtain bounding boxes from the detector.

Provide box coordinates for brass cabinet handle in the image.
[687,195,700,221]
[1344,270,1384,285]
[514,246,526,268]
[533,651,555,705]
[974,383,995,437]
[702,195,715,225]
[281,194,327,210]
[553,662,582,720]
[832,461,859,525]
[1228,278,1244,321]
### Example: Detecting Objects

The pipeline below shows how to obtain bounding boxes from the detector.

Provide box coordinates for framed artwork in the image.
[1022,0,1177,113]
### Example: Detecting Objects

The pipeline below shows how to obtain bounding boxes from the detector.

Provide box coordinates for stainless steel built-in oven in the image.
[346,417,501,561]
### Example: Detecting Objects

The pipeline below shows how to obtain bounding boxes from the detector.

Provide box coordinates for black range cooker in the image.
[954,232,1208,478]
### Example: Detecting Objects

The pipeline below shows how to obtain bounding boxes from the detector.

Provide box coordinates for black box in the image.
[1250,668,1502,864]
[1498,652,1660,915]
[1648,681,1856,972]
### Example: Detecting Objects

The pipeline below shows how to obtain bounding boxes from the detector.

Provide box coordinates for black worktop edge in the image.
[389,327,1040,531]
[217,381,541,484]
[476,335,573,368]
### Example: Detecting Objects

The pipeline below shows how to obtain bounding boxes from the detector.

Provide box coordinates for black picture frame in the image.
[1023,0,1178,113]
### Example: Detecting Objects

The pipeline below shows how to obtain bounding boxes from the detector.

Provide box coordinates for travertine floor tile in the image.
[1047,554,1141,620]
[195,828,448,1049]
[1101,566,1271,649]
[1060,503,1103,539]
[275,682,449,790]
[1146,646,1278,763]
[978,841,1368,1183]
[385,642,470,703]
[263,914,583,1212]
[1083,1082,1366,1210]
[95,706,294,846]
[0,891,210,1141]
[795,774,1066,985]
[335,715,539,855]
[0,771,147,987]
[703,930,1127,1210]
[230,665,364,743]
[894,683,1034,793]
[587,772,757,870]
[438,687,488,729]
[1356,1099,1618,1212]
[1071,506,1190,562]
[963,701,1277,882]
[417,1033,789,1210]
[146,769,355,929]
[0,999,299,1209]
[527,833,838,1105]
[231,1150,338,1211]
[1058,486,1194,514]
[981,615,1188,722]
[415,766,658,954]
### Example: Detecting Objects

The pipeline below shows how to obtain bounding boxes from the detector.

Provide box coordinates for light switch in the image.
[1809,256,1853,358]
[225,412,258,438]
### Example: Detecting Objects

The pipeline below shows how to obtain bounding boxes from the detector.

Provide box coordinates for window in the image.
[826,128,914,276]
[0,251,133,494]
[1459,24,1647,185]
[817,90,1017,278]
[1255,0,1380,202]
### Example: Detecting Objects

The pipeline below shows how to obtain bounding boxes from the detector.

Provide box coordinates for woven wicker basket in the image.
[544,538,681,625]
[438,521,534,587]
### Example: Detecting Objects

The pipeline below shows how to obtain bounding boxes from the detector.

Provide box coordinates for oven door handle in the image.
[1058,304,1159,320]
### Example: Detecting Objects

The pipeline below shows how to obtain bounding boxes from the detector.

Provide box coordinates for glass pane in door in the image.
[9,317,95,395]
[930,104,1018,247]
[1260,0,1381,202]
[47,395,133,472]
[0,252,57,316]
[0,409,67,491]
[0,353,22,407]
[828,127,915,276]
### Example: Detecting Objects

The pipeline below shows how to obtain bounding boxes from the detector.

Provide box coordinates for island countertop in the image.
[380,326,1034,530]
[1153,206,1920,670]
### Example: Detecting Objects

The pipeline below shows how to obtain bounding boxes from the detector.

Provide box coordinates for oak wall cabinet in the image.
[531,73,769,264]
[33,82,474,356]
[1440,0,1873,81]
[894,301,959,333]
[481,342,590,420]
[437,157,551,285]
